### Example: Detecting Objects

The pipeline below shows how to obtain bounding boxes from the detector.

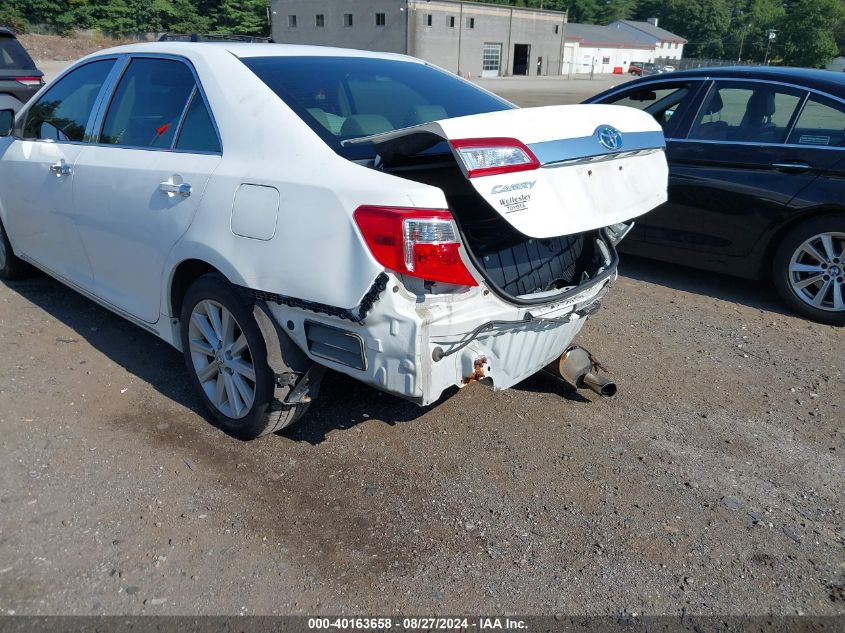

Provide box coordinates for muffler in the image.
[558,346,617,397]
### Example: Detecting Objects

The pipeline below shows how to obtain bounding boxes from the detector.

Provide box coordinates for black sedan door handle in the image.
[771,161,812,173]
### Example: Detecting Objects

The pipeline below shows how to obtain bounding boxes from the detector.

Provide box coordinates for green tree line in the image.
[495,0,844,67]
[0,0,271,38]
[0,0,842,67]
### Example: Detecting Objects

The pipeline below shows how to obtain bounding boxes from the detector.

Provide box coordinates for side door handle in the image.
[49,160,71,177]
[159,181,192,198]
[771,161,812,173]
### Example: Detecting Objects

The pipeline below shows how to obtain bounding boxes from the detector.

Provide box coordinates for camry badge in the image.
[596,125,623,151]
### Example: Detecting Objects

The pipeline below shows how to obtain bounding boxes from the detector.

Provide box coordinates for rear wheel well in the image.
[170,259,221,319]
[761,207,845,279]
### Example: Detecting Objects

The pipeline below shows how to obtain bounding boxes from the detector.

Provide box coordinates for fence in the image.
[656,57,771,71]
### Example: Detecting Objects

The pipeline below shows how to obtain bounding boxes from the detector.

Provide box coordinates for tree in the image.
[212,0,269,36]
[636,0,732,57]
[776,0,845,67]
[566,0,602,23]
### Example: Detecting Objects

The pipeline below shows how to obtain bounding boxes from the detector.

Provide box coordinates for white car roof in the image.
[88,41,423,64]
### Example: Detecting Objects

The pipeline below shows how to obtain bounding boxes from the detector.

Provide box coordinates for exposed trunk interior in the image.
[380,153,611,301]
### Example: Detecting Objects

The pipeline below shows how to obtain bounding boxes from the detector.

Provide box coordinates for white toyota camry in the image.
[0,42,668,439]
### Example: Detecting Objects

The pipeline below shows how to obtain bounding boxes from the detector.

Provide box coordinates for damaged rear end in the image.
[340,105,667,401]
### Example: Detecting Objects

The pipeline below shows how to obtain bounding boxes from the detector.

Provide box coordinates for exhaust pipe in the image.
[558,346,617,397]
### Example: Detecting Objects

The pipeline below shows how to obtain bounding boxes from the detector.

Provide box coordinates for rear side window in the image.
[0,36,36,70]
[787,95,845,147]
[175,92,221,153]
[242,56,512,159]
[100,58,196,148]
[22,59,115,142]
[688,81,804,144]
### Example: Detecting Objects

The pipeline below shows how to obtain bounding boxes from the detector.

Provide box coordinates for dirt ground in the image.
[0,60,843,618]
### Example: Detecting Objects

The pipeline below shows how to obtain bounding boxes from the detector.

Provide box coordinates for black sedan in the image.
[586,66,845,325]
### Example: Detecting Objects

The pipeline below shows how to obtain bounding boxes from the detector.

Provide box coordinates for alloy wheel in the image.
[187,300,257,419]
[788,231,845,312]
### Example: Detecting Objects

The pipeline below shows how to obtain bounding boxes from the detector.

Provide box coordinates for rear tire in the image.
[772,214,845,326]
[180,274,308,439]
[0,217,30,280]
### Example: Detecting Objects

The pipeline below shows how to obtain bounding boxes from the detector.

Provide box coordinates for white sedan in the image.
[0,42,667,439]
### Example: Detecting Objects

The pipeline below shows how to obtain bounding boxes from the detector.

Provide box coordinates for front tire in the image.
[180,274,307,439]
[772,215,845,326]
[0,217,30,280]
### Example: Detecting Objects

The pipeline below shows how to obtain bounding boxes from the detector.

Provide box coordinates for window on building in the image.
[426,14,432,27]
[449,16,455,28]
[602,56,610,64]
[554,24,559,34]
[344,13,353,27]
[316,14,325,27]
[467,17,475,28]
[288,15,297,28]
[376,13,386,26]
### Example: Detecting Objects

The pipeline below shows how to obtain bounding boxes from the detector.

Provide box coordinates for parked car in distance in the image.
[0,28,44,113]
[586,66,845,325]
[629,62,661,76]
[662,65,676,73]
[0,43,668,439]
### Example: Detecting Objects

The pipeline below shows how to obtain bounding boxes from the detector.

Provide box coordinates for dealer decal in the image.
[499,194,531,213]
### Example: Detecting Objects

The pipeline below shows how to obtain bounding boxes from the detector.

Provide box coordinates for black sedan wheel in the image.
[773,215,845,326]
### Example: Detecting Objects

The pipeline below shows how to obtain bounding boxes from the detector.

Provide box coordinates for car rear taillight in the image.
[15,77,42,87]
[353,206,478,287]
[450,137,540,178]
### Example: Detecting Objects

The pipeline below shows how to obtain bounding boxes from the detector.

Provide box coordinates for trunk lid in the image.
[348,104,668,239]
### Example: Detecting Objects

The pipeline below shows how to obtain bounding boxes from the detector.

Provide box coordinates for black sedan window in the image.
[603,82,697,134]
[688,81,805,144]
[242,56,513,159]
[787,95,845,148]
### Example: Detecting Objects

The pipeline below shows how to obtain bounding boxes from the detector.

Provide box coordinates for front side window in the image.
[688,81,805,144]
[22,59,115,141]
[242,56,511,159]
[100,58,196,148]
[786,95,845,147]
[604,82,697,134]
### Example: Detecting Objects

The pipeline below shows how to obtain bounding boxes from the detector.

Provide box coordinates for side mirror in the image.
[0,109,14,137]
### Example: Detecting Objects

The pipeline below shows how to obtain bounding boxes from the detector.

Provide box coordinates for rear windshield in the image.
[242,55,513,159]
[0,35,36,71]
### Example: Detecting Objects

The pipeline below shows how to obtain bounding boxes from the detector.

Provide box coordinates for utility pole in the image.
[737,23,748,62]
[764,29,776,65]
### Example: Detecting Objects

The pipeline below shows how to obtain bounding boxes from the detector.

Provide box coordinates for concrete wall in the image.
[270,0,408,54]
[271,0,568,78]
[408,1,567,77]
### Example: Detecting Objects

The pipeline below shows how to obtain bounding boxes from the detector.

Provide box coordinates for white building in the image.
[608,18,686,61]
[564,22,656,75]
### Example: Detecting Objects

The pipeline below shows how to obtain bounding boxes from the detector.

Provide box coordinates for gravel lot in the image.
[0,74,842,617]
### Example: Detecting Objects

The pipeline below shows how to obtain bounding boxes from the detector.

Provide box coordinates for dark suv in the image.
[0,28,44,113]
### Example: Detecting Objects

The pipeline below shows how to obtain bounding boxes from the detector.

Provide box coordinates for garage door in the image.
[482,43,502,78]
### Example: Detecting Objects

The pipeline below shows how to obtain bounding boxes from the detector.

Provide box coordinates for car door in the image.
[0,58,116,286]
[592,79,706,240]
[72,56,222,324]
[644,80,827,262]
